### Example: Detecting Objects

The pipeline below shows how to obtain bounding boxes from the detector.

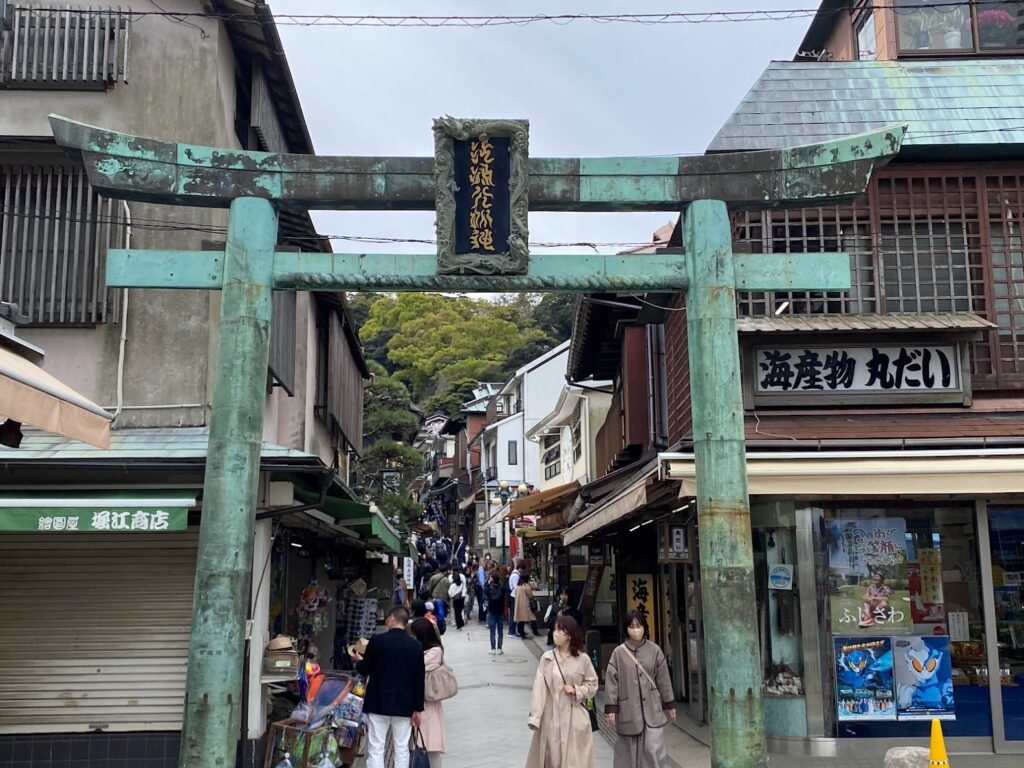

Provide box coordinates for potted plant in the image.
[937,7,966,48]
[977,7,1019,47]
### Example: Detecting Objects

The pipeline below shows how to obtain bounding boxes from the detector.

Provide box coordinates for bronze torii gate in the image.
[49,114,904,768]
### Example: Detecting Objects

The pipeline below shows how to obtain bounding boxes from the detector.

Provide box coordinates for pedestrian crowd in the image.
[373,543,677,768]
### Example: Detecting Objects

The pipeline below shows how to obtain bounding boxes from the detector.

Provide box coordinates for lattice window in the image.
[0,4,131,89]
[542,434,561,481]
[735,201,876,317]
[0,161,126,325]
[874,174,986,315]
[986,173,1024,381]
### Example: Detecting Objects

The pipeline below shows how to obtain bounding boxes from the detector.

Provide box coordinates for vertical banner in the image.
[626,573,655,638]
[893,636,955,720]
[834,637,896,721]
[826,516,911,635]
[403,557,415,592]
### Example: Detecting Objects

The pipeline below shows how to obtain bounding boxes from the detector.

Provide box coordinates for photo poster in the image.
[893,636,956,721]
[826,516,912,635]
[833,636,896,721]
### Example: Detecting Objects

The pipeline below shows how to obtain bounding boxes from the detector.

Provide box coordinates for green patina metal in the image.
[49,115,905,211]
[47,113,906,768]
[179,197,277,768]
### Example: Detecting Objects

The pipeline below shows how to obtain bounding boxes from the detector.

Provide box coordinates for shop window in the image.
[815,504,991,738]
[986,506,1024,741]
[752,503,805,701]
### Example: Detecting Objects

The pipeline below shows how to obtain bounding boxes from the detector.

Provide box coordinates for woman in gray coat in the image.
[604,611,676,768]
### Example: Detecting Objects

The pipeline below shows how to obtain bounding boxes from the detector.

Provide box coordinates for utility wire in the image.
[22,2,1011,28]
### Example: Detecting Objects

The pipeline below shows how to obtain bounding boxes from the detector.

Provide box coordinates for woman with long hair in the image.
[525,615,598,768]
[605,611,676,768]
[409,618,447,767]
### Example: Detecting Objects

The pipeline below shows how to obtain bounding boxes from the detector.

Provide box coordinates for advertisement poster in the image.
[834,637,896,721]
[908,550,947,634]
[826,516,912,635]
[893,636,956,721]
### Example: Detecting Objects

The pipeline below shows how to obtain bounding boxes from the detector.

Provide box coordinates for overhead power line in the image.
[23,2,1006,28]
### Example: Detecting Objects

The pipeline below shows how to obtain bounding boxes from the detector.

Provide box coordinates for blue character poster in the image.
[893,636,955,721]
[834,636,896,721]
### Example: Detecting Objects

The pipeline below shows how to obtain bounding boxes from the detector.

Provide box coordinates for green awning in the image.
[294,478,402,554]
[0,490,195,532]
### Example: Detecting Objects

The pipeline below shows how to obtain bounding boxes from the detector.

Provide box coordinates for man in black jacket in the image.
[352,606,424,768]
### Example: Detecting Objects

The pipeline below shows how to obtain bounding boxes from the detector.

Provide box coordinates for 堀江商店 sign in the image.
[0,503,189,532]
[755,344,961,395]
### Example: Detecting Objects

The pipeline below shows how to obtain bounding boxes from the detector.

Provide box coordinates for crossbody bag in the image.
[552,651,599,732]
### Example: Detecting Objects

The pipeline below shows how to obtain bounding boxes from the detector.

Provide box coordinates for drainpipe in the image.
[113,201,132,421]
[646,325,657,447]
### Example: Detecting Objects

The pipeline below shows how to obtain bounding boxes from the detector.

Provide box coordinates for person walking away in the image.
[514,577,541,638]
[430,567,452,616]
[394,568,411,609]
[475,562,488,623]
[525,615,598,768]
[448,571,467,630]
[410,618,447,768]
[507,564,523,636]
[464,565,477,621]
[484,570,508,655]
[545,589,582,647]
[604,611,676,768]
[351,606,425,768]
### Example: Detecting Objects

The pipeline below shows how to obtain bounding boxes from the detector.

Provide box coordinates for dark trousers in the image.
[477,588,486,622]
[453,597,465,629]
[517,620,540,637]
[508,596,517,635]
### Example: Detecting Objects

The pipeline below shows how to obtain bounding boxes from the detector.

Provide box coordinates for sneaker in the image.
[489,649,496,655]
[498,648,504,655]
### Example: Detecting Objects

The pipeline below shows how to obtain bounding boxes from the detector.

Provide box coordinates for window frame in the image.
[507,440,518,466]
[894,1,1024,58]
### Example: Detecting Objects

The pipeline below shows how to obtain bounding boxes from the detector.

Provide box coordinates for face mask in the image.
[627,627,645,642]
[552,630,569,648]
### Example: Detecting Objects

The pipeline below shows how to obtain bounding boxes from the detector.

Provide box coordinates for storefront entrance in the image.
[985,505,1024,751]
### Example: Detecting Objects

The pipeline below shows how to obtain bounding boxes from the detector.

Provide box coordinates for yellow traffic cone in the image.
[929,718,949,767]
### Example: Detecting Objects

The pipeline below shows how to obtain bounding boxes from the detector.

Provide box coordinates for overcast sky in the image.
[270,1,813,254]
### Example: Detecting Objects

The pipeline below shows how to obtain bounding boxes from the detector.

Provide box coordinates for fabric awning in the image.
[458,494,478,512]
[562,466,659,545]
[661,449,1024,496]
[0,346,111,448]
[509,481,580,521]
[523,528,564,541]
[294,479,402,554]
[483,501,511,530]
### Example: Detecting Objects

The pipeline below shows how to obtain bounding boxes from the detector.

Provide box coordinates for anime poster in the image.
[893,636,956,721]
[826,516,912,635]
[834,636,896,721]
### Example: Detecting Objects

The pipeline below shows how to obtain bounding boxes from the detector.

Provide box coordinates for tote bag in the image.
[424,662,459,702]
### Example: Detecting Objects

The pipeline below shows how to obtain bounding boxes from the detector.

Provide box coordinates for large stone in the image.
[883,746,929,768]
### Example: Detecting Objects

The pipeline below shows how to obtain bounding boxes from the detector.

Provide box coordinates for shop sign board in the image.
[748,343,965,406]
[0,505,187,532]
[626,572,655,638]
[658,522,690,563]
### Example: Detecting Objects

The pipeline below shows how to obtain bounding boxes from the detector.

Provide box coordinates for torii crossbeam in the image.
[49,114,905,768]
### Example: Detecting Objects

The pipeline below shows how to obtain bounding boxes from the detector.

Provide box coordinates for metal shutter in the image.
[0,530,198,733]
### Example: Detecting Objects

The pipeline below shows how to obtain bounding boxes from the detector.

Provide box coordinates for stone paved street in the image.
[351,620,1021,768]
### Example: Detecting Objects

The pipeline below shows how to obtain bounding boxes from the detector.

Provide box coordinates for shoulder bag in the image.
[552,651,599,732]
[624,645,660,693]
[424,660,459,702]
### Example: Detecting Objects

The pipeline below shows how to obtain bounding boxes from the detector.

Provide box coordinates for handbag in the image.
[552,651,599,732]
[410,727,430,768]
[424,662,459,702]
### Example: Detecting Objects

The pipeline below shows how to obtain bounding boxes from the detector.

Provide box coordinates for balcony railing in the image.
[1,4,131,89]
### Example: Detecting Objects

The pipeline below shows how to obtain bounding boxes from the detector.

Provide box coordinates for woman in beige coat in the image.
[604,611,676,768]
[514,579,541,638]
[525,615,598,768]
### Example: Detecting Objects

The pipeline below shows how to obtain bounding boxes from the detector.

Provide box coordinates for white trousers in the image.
[365,713,413,768]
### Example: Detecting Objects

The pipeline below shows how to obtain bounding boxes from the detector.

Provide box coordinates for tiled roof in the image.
[708,59,1024,152]
[737,312,995,333]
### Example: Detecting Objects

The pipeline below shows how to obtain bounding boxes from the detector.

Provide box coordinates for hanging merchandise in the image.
[295,579,332,649]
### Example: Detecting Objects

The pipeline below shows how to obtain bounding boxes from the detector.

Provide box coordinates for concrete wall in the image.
[5,0,240,429]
